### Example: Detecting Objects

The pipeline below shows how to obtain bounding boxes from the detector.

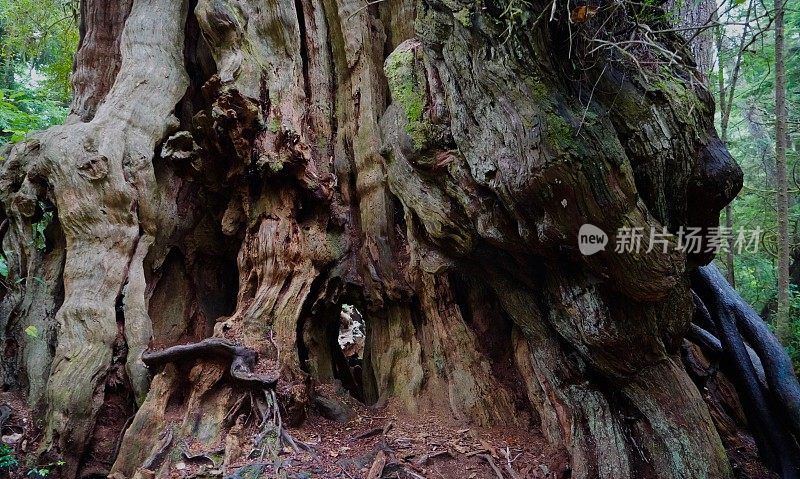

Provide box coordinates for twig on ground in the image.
[354,427,384,440]
[501,447,521,479]
[478,453,506,479]
[465,448,489,457]
[367,450,388,479]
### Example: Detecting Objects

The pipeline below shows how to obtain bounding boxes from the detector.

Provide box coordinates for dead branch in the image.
[367,450,387,479]
[353,427,384,440]
[478,454,505,479]
[501,447,521,479]
[465,448,489,457]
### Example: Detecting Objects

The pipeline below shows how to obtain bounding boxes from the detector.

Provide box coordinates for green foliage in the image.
[0,444,18,470]
[0,253,7,278]
[384,46,432,150]
[782,286,800,361]
[496,0,534,41]
[0,0,77,144]
[0,0,79,99]
[27,460,65,478]
[713,0,800,366]
[0,86,67,143]
[32,208,53,251]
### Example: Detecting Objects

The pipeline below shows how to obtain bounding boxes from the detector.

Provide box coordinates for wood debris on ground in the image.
[1,383,568,479]
[214,383,568,479]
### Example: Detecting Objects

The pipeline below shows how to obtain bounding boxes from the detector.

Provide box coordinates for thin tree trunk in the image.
[774,0,791,339]
[714,1,761,289]
[717,23,736,287]
[724,206,735,286]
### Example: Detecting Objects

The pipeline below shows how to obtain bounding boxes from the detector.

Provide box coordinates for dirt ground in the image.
[0,380,782,479]
[1,383,569,479]
[276,389,569,479]
[191,382,569,479]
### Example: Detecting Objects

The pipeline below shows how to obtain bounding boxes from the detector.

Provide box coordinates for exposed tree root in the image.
[687,323,722,354]
[691,290,718,334]
[691,264,800,477]
[688,322,768,387]
[250,388,298,459]
[141,338,279,388]
[141,338,309,466]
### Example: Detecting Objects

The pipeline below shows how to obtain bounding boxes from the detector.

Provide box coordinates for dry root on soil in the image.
[141,338,310,464]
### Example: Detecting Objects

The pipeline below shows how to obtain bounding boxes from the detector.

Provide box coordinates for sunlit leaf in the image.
[24,325,38,338]
[570,5,599,23]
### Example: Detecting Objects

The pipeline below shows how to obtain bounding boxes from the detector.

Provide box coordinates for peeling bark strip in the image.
[0,0,782,477]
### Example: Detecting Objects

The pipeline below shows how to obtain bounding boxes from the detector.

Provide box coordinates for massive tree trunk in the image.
[1,0,783,477]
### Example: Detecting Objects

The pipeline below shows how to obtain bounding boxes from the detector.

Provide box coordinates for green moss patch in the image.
[384,42,432,150]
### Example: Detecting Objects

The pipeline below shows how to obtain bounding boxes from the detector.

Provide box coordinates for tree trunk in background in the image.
[744,101,777,184]
[774,0,791,340]
[664,0,716,79]
[0,0,749,478]
[725,206,736,286]
[716,21,736,287]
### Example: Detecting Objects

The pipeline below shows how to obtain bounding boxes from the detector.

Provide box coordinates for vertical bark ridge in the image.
[9,0,192,473]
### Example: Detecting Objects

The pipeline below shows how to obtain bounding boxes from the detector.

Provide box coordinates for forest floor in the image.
[0,380,783,479]
[1,383,569,479]
[216,382,569,479]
